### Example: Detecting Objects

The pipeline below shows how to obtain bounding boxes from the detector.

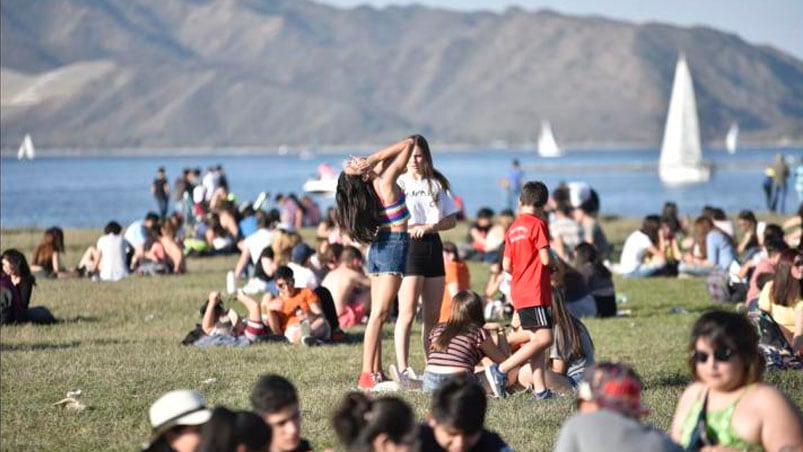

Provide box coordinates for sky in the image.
[319,0,803,59]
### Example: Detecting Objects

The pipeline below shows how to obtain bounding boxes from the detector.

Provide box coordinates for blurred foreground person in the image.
[553,363,681,452]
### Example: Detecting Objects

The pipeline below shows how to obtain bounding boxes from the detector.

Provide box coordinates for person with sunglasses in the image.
[670,310,803,451]
[261,265,330,345]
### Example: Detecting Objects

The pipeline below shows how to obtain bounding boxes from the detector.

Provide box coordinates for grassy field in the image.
[1,220,801,451]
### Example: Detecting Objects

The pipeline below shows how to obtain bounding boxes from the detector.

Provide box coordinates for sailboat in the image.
[725,123,739,154]
[17,134,35,160]
[658,54,711,185]
[537,120,563,158]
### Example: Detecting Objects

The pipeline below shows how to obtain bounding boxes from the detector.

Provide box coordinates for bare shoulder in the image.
[744,383,796,409]
[678,381,705,403]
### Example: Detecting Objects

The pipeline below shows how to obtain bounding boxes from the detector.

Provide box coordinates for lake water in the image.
[2,147,801,229]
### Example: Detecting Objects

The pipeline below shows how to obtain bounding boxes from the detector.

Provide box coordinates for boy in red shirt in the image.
[485,181,556,400]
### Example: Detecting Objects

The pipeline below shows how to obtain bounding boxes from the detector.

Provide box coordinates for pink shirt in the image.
[747,258,775,302]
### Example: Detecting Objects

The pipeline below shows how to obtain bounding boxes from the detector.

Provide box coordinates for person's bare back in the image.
[322,265,370,316]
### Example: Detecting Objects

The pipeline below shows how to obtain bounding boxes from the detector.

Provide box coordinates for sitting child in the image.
[518,288,595,394]
[424,291,508,392]
[573,242,616,317]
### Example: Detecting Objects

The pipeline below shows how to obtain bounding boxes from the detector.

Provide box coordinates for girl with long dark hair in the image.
[335,136,415,390]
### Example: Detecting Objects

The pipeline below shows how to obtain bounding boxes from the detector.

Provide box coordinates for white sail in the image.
[17,134,35,160]
[725,123,738,154]
[538,121,563,158]
[658,54,710,185]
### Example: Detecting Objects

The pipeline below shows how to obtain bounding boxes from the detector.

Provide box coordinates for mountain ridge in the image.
[2,0,801,149]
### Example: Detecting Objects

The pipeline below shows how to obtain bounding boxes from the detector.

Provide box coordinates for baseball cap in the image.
[291,242,315,264]
[576,362,650,418]
[148,390,211,438]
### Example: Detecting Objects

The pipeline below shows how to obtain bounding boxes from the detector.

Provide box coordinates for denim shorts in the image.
[366,230,409,276]
[422,370,477,392]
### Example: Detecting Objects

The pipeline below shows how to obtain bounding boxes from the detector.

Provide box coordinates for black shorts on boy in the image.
[518,306,552,330]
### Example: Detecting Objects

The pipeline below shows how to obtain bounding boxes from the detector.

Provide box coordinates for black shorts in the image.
[517,306,553,330]
[404,234,445,277]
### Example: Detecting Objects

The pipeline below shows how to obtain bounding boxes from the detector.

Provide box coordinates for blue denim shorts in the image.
[366,231,409,276]
[422,370,477,392]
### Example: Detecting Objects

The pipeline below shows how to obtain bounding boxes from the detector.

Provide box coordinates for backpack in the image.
[747,308,802,370]
[706,270,731,303]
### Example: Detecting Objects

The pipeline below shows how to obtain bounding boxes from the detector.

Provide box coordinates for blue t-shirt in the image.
[239,216,258,238]
[508,167,523,191]
[706,230,737,270]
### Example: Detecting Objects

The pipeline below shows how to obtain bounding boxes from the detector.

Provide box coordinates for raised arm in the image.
[202,292,221,334]
[364,137,415,174]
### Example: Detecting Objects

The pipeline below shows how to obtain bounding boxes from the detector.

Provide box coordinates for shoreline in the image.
[2,142,802,158]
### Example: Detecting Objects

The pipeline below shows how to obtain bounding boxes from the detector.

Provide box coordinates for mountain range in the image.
[2,0,802,149]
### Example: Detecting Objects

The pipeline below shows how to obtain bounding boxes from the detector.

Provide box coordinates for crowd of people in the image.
[143,309,803,452]
[3,138,803,451]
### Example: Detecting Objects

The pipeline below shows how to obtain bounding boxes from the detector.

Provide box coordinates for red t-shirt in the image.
[504,213,552,309]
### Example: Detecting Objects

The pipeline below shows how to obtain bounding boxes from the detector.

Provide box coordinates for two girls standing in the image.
[335,135,457,389]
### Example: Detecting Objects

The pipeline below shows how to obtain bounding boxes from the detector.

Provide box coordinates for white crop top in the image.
[398,174,459,225]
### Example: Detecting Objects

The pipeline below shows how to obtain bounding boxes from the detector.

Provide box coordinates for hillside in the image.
[2,0,802,149]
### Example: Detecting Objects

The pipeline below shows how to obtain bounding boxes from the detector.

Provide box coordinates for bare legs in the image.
[77,246,100,274]
[499,327,553,393]
[362,274,402,375]
[394,275,444,371]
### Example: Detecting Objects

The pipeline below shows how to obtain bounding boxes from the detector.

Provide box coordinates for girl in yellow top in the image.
[758,249,803,355]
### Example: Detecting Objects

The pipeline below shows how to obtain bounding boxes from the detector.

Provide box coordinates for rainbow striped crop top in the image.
[379,194,410,228]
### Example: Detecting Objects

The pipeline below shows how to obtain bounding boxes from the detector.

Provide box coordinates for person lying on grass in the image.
[200,290,269,344]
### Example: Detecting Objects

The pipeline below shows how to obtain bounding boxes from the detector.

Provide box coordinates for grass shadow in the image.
[1,341,81,352]
[649,372,691,390]
[58,315,101,324]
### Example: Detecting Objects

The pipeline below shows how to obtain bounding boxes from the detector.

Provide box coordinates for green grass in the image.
[1,221,801,451]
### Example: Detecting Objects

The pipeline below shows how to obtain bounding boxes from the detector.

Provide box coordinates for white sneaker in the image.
[388,365,418,389]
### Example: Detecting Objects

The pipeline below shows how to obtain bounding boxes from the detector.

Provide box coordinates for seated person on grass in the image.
[424,291,508,393]
[250,374,313,452]
[516,288,595,395]
[260,266,330,345]
[321,245,370,330]
[76,221,129,282]
[419,374,511,452]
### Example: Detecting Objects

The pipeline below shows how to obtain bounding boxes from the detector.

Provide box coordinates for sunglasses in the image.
[793,259,803,267]
[277,281,291,289]
[693,347,734,364]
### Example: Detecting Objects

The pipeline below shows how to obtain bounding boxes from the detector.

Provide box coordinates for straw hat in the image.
[148,390,211,438]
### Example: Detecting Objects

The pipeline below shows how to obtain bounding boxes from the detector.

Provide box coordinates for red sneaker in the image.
[357,372,385,390]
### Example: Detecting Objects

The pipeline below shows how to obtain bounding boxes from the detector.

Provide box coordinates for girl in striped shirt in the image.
[423,290,509,392]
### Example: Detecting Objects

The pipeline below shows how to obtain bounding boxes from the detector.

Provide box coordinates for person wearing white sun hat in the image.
[142,389,211,452]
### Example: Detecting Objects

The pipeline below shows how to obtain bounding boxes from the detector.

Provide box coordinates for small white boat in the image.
[17,134,35,160]
[725,123,739,154]
[658,54,711,185]
[302,162,338,195]
[537,121,563,158]
[302,178,337,195]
